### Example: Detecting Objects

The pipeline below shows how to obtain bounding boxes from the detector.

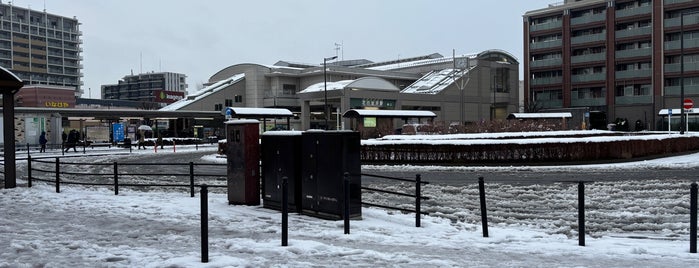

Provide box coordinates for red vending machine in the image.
[226,119,260,205]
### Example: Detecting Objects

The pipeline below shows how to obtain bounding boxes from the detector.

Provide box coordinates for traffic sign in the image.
[684,98,694,110]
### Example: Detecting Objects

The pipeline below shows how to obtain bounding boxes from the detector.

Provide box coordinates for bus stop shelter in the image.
[224,107,294,131]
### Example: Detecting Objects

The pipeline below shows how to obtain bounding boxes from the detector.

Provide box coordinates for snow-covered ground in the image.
[1,138,699,266]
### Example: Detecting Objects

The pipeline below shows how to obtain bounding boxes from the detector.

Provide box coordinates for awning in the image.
[342,109,437,118]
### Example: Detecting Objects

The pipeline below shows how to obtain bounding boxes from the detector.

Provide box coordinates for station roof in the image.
[8,107,222,119]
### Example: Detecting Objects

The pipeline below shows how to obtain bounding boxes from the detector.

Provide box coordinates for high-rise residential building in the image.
[101,72,187,108]
[0,2,82,96]
[524,0,699,130]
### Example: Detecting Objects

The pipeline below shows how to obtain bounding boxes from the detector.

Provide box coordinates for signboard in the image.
[350,98,396,109]
[153,90,185,103]
[112,123,125,142]
[363,117,376,128]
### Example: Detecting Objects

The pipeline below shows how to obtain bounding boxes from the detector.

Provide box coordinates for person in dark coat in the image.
[39,131,48,153]
[65,129,78,152]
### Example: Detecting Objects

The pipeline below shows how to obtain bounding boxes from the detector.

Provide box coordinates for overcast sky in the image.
[15,0,554,97]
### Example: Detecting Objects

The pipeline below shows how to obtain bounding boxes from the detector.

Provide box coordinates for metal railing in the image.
[361,173,430,227]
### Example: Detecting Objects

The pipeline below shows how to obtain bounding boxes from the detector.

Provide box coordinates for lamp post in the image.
[680,10,699,134]
[323,55,337,129]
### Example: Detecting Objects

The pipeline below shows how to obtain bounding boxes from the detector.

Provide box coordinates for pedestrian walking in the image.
[39,131,48,153]
[65,129,78,152]
[137,130,146,149]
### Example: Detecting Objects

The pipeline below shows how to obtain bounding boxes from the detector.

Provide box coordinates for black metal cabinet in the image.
[301,131,361,220]
[261,131,303,212]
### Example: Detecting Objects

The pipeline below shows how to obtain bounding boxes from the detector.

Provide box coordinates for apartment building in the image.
[0,3,82,96]
[102,72,187,108]
[524,0,698,130]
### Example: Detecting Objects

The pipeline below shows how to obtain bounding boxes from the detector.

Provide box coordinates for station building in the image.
[162,49,520,134]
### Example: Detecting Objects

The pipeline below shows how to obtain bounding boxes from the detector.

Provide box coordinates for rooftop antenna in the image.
[334,42,343,61]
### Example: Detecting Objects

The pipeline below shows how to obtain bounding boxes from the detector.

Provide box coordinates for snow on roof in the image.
[225,107,293,117]
[298,80,353,93]
[261,130,303,136]
[507,112,572,119]
[400,68,472,95]
[224,119,260,125]
[160,73,245,111]
[367,53,476,71]
[343,109,437,118]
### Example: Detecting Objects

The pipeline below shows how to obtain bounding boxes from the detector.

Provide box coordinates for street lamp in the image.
[680,10,699,135]
[323,55,337,129]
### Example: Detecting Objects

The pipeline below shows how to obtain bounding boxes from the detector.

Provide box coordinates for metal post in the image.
[200,184,209,263]
[26,143,30,158]
[55,157,60,193]
[2,92,17,189]
[416,174,422,228]
[282,176,288,246]
[691,182,697,253]
[578,181,585,246]
[344,172,350,234]
[323,56,337,129]
[478,177,489,237]
[190,162,195,197]
[114,162,119,195]
[27,155,32,188]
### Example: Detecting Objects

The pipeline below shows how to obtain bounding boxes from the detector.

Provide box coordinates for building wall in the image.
[0,3,82,95]
[15,86,76,108]
[524,0,699,130]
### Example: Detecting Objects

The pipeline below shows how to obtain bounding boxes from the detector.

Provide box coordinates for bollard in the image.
[201,184,209,263]
[344,172,350,234]
[173,140,176,153]
[282,176,288,246]
[55,157,60,193]
[416,174,422,228]
[189,162,195,197]
[26,143,30,159]
[578,181,586,247]
[478,177,489,237]
[27,155,32,188]
[114,162,119,195]
[691,182,697,253]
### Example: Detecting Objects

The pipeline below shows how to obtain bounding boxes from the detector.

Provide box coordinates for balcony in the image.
[530,58,562,68]
[615,95,652,104]
[615,27,651,39]
[571,33,606,44]
[616,69,652,79]
[537,100,563,108]
[530,20,562,32]
[571,98,606,107]
[665,13,699,28]
[665,0,694,5]
[615,48,651,59]
[664,38,699,50]
[530,39,562,50]
[531,76,563,85]
[615,5,651,18]
[664,62,699,73]
[664,85,699,95]
[571,12,606,25]
[571,73,605,83]
[571,53,606,64]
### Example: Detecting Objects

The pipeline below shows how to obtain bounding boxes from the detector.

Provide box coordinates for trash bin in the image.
[301,130,361,220]
[226,120,261,205]
[261,131,303,212]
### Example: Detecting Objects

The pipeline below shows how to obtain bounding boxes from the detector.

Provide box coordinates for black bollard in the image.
[578,181,585,247]
[55,157,60,193]
[189,162,195,197]
[282,177,288,246]
[113,162,119,195]
[416,174,422,227]
[691,182,697,253]
[478,177,489,237]
[27,155,32,188]
[344,172,350,234]
[201,184,209,263]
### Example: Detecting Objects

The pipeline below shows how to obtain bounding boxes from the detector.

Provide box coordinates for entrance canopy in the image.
[224,107,294,130]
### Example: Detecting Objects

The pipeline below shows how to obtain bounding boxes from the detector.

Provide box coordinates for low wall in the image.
[360,135,699,165]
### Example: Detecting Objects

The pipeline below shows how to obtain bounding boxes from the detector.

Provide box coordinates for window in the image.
[225,99,233,106]
[282,84,296,95]
[214,104,223,111]
[234,95,243,103]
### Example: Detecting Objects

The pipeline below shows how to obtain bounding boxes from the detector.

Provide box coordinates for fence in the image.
[361,173,430,227]
[26,155,228,195]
